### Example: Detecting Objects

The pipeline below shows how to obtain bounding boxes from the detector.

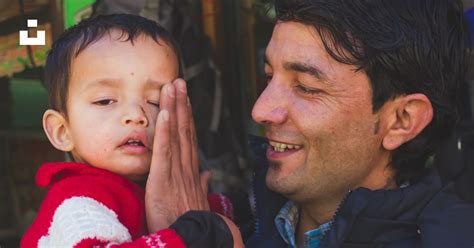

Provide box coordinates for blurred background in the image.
[1,0,474,247]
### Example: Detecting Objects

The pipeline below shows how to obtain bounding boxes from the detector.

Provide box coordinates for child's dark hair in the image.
[44,14,183,115]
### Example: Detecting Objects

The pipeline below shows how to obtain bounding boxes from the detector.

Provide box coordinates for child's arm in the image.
[74,212,242,248]
[22,192,243,248]
[21,195,186,248]
[73,229,185,248]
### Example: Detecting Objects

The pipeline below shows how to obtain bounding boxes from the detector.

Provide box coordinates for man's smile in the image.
[267,139,303,160]
[268,140,302,152]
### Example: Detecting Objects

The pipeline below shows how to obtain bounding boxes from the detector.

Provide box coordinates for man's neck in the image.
[295,195,344,247]
[294,167,398,247]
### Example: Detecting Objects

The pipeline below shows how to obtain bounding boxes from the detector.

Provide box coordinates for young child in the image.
[21,14,239,248]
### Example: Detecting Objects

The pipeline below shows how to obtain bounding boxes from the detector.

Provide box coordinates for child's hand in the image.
[145,79,211,232]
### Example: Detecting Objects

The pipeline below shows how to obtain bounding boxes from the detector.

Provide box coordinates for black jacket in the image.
[246,135,474,248]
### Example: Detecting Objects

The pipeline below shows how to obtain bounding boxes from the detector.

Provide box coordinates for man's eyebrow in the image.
[264,54,328,82]
[283,61,327,81]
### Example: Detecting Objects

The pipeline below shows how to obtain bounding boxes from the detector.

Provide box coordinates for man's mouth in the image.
[269,140,302,152]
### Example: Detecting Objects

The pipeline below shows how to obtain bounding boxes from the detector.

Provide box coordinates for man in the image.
[147,0,474,247]
[245,0,474,247]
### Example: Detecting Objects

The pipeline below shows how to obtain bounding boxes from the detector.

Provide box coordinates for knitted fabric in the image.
[21,162,185,248]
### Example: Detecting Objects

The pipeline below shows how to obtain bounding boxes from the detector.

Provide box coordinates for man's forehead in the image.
[264,21,367,86]
[265,22,327,62]
[264,23,331,77]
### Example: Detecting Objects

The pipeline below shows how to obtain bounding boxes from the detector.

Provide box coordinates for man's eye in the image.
[147,101,160,108]
[295,84,322,95]
[93,99,115,105]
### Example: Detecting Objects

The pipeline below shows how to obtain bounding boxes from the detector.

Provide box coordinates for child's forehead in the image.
[76,29,169,55]
[70,30,178,71]
[67,30,178,94]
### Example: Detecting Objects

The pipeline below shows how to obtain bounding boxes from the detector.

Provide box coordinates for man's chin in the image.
[265,170,294,196]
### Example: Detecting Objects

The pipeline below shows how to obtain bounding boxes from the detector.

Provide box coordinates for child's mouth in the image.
[126,139,145,147]
[119,133,151,155]
[120,139,150,154]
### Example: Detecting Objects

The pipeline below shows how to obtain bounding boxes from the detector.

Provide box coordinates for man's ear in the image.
[382,94,433,151]
[43,109,74,152]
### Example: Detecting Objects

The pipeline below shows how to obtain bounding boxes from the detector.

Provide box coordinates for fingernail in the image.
[160,110,169,122]
[166,84,175,98]
[177,79,187,93]
[187,96,191,106]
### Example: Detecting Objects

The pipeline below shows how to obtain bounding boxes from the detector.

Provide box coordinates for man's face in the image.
[252,21,392,203]
[65,31,178,181]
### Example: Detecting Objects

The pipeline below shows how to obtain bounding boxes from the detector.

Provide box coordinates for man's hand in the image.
[145,79,210,232]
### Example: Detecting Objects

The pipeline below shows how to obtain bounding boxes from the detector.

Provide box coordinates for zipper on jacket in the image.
[319,190,351,247]
[247,135,268,238]
[249,171,260,237]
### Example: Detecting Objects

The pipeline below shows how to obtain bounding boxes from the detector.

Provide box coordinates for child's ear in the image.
[382,94,433,151]
[43,109,74,152]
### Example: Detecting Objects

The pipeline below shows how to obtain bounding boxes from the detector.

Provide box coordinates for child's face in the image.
[65,31,178,181]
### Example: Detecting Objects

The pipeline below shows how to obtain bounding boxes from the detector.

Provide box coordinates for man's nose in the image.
[251,81,288,125]
[121,103,149,127]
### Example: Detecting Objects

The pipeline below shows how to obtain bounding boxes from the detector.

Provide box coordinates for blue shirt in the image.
[275,201,332,248]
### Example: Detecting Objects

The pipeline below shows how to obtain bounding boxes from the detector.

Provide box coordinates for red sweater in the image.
[21,162,190,247]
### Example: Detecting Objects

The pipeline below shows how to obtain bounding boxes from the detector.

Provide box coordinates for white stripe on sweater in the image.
[38,196,132,247]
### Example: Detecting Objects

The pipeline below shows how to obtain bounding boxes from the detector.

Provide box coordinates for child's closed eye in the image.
[93,99,116,105]
[147,101,159,108]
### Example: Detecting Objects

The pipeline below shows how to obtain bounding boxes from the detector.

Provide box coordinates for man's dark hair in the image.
[274,0,469,184]
[44,14,183,116]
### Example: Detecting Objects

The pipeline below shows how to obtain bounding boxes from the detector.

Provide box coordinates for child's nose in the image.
[122,105,149,127]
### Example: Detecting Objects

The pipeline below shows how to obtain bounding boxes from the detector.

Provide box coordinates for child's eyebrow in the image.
[144,79,169,90]
[81,79,119,93]
[80,78,169,94]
